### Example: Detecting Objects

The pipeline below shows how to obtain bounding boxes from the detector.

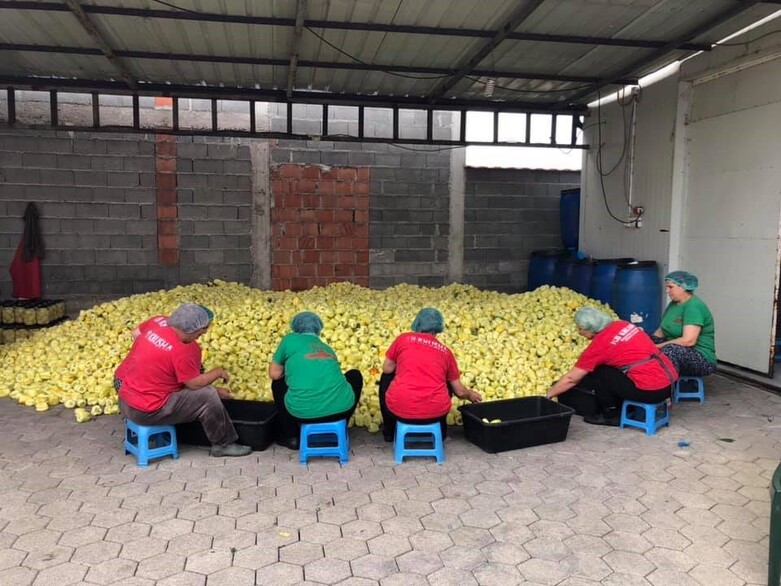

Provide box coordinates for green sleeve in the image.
[272,335,288,365]
[683,301,707,327]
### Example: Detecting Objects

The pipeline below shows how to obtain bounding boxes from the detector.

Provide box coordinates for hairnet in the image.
[574,306,613,334]
[411,307,445,334]
[664,270,698,291]
[291,311,324,335]
[169,303,213,333]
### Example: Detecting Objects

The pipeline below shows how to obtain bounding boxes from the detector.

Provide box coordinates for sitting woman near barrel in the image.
[651,271,717,377]
[547,307,678,426]
[379,308,482,442]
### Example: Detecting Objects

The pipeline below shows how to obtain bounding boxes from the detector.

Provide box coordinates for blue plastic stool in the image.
[124,419,179,467]
[673,376,705,403]
[394,422,445,464]
[299,420,349,464]
[620,400,669,436]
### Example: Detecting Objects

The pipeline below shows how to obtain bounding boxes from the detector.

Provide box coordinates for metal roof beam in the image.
[286,0,307,98]
[1,2,712,52]
[557,0,763,108]
[61,0,137,91]
[426,0,546,102]
[0,43,637,86]
[0,74,588,113]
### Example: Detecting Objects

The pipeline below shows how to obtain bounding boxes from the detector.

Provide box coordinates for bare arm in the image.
[183,368,229,390]
[131,327,142,340]
[449,379,482,403]
[655,324,701,349]
[269,361,284,381]
[382,358,396,374]
[546,366,588,399]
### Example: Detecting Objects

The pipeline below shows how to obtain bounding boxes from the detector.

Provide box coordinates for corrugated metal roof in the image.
[0,0,776,111]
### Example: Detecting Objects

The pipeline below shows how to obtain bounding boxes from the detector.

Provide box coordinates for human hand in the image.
[467,388,482,403]
[216,387,232,400]
[214,368,230,383]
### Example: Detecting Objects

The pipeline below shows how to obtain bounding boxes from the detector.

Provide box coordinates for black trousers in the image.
[378,372,452,440]
[582,365,672,414]
[272,369,363,439]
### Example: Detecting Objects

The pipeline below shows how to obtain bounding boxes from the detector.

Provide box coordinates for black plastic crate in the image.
[458,397,575,453]
[557,386,600,417]
[176,400,278,451]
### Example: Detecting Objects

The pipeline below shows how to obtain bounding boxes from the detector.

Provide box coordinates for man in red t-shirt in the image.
[116,303,250,458]
[380,308,481,442]
[547,306,678,426]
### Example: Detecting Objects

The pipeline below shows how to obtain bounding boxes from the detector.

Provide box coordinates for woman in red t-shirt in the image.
[547,306,678,426]
[379,308,481,442]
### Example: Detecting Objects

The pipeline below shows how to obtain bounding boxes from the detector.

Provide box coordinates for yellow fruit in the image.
[0,281,613,426]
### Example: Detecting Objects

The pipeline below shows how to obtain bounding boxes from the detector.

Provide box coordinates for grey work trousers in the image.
[119,386,238,447]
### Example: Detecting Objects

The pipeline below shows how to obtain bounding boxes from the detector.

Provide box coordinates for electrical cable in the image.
[595,89,636,225]
[464,76,592,95]
[714,28,781,48]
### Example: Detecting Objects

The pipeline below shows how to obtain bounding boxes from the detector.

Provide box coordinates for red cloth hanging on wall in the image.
[8,203,45,299]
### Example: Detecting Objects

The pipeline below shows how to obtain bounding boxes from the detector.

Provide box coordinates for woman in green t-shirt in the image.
[269,311,363,450]
[651,271,716,377]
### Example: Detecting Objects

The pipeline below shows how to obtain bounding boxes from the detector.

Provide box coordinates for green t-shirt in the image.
[272,333,354,419]
[660,295,716,364]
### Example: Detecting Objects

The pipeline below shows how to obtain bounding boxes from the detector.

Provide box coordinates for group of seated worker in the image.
[114,270,714,453]
[548,270,716,426]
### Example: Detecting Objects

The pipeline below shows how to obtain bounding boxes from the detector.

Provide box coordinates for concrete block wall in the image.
[463,168,580,292]
[0,129,254,311]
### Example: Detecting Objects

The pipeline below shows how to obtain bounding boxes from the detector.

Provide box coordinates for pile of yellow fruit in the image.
[0,281,612,430]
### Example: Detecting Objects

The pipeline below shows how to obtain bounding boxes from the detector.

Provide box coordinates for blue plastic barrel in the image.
[554,255,576,287]
[611,261,661,334]
[569,259,594,295]
[528,249,568,290]
[560,188,581,251]
[591,257,635,304]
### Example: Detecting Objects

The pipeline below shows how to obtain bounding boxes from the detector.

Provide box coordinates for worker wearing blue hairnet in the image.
[651,271,716,376]
[379,308,482,442]
[269,311,363,450]
[547,306,678,426]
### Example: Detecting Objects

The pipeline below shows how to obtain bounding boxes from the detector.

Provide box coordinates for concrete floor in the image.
[0,374,778,586]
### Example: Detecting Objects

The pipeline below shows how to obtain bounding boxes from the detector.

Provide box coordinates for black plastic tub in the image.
[458,397,575,453]
[176,399,278,451]
[557,386,600,417]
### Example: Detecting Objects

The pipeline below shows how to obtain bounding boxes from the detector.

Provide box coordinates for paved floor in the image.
[0,374,778,586]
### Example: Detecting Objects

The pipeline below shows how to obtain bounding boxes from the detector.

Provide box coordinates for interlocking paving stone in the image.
[156,571,206,586]
[83,557,138,585]
[30,561,87,585]
[350,553,398,579]
[304,557,352,583]
[255,561,304,585]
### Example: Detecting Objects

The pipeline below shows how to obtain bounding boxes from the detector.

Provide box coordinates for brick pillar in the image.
[271,164,369,291]
[155,135,178,265]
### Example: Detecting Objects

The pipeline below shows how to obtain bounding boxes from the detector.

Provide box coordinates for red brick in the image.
[317,237,334,249]
[357,167,370,181]
[336,167,357,180]
[157,234,178,249]
[299,264,317,277]
[156,157,176,173]
[335,182,354,195]
[156,173,176,190]
[299,236,316,250]
[354,265,369,277]
[291,278,310,291]
[276,208,300,221]
[339,223,357,236]
[302,194,319,208]
[271,179,287,194]
[334,237,353,250]
[316,210,334,223]
[320,195,339,208]
[272,224,284,237]
[318,223,339,237]
[158,248,178,265]
[333,210,352,222]
[321,168,337,181]
[356,250,369,263]
[320,251,338,263]
[277,237,298,249]
[279,165,303,179]
[337,250,356,263]
[157,205,178,219]
[273,265,297,279]
[302,165,322,180]
[338,196,357,208]
[300,209,316,222]
[296,179,317,193]
[158,220,177,235]
[318,264,335,277]
[354,237,369,249]
[356,276,369,287]
[303,250,320,263]
[302,223,319,236]
[283,223,303,237]
[282,194,303,208]
[317,180,336,194]
[334,264,354,276]
[273,250,291,264]
[354,210,369,223]
[354,181,370,195]
[156,189,177,206]
[273,278,292,291]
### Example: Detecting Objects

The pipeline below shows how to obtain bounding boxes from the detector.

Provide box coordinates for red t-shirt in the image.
[115,316,203,412]
[575,320,677,390]
[385,332,460,419]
